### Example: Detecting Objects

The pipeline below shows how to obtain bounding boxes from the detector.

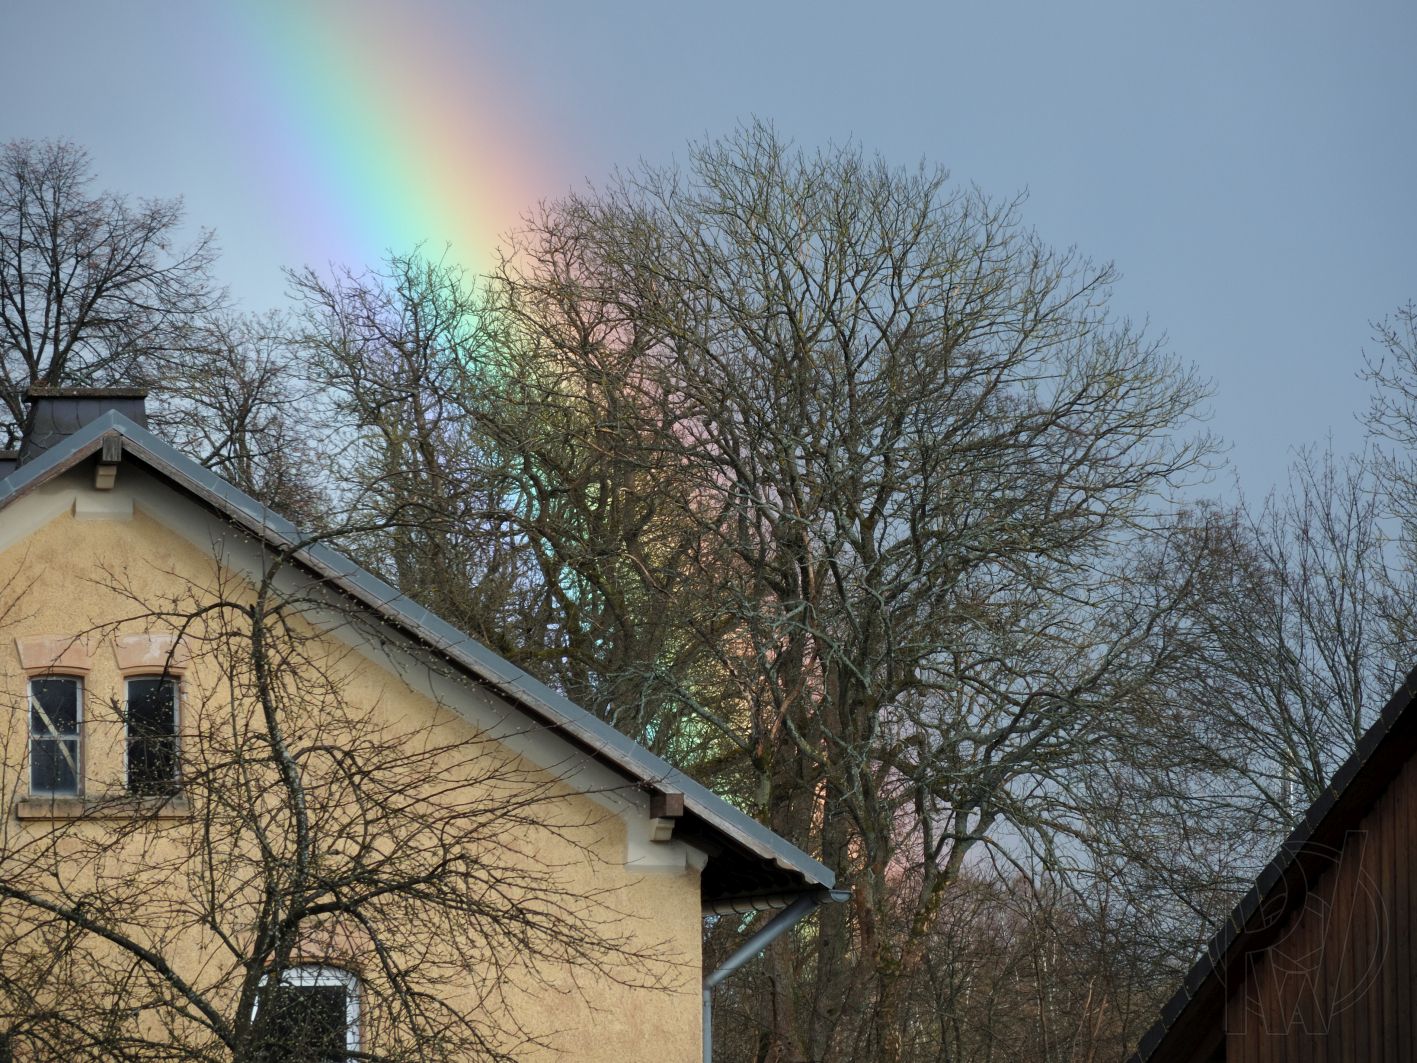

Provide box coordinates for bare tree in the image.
[0,544,670,1061]
[289,252,723,767]
[286,254,529,657]
[489,123,1216,1062]
[146,311,327,524]
[1178,450,1413,825]
[290,128,1395,1062]
[0,139,222,443]
[1365,303,1417,576]
[288,124,1224,1062]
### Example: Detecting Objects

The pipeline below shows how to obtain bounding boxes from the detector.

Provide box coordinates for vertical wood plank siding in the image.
[1220,760,1415,1062]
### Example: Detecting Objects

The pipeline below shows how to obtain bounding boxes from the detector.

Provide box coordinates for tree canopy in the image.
[4,127,1417,1062]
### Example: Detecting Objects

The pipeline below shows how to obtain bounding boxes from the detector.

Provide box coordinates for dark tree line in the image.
[2,131,1414,1062]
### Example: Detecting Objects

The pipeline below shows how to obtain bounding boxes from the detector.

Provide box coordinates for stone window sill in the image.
[15,794,190,821]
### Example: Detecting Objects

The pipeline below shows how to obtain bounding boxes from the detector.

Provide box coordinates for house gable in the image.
[0,410,833,905]
[0,394,844,1062]
[0,457,707,1060]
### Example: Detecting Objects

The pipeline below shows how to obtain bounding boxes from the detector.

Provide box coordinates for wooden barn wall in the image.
[1221,756,1416,1062]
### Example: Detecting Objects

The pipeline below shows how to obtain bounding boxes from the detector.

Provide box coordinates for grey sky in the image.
[3,0,1413,502]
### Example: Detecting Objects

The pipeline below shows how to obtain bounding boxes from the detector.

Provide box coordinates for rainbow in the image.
[218,1,556,276]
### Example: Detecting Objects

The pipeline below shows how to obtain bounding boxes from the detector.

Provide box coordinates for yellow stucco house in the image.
[0,388,838,1062]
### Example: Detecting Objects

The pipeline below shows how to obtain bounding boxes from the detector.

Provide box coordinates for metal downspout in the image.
[702,889,848,1063]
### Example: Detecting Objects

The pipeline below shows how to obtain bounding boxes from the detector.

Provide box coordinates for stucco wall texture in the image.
[0,470,703,1061]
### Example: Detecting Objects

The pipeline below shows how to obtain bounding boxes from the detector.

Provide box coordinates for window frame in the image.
[123,674,182,796]
[27,675,83,797]
[254,964,361,1061]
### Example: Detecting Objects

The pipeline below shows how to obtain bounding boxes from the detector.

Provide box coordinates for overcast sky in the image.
[4,0,1414,501]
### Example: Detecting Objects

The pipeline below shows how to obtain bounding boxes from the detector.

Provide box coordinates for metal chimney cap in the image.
[24,386,150,401]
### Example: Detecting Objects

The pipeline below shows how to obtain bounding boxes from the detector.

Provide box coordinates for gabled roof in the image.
[0,411,835,908]
[1129,665,1417,1062]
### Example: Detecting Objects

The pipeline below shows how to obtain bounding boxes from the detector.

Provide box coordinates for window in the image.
[29,677,80,795]
[126,676,178,795]
[254,966,359,1062]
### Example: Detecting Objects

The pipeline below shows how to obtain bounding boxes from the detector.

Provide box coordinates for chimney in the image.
[19,386,149,464]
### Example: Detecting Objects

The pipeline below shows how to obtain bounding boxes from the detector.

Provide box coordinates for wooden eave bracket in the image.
[649,789,684,842]
[94,436,122,490]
